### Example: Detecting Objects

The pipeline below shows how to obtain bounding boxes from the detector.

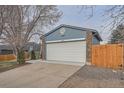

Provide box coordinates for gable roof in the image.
[45,24,102,41]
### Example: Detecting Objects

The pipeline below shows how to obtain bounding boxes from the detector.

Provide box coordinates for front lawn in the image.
[0,61,29,73]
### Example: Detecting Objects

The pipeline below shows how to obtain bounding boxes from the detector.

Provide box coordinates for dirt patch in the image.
[59,65,124,88]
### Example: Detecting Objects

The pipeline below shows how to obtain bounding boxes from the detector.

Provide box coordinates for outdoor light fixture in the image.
[60,27,65,36]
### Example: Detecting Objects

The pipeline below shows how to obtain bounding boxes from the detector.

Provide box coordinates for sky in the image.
[54,5,113,41]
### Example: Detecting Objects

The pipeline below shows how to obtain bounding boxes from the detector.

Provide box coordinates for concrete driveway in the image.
[0,62,81,88]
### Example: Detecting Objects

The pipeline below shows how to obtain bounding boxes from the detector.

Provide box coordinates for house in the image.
[0,45,13,55]
[43,24,102,65]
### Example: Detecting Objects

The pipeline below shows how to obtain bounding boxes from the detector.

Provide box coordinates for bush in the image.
[17,49,25,64]
[31,50,36,60]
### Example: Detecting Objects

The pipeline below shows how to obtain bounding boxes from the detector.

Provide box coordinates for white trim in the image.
[46,38,86,43]
[45,60,85,66]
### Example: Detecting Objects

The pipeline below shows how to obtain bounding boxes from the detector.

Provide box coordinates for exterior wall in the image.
[45,27,86,41]
[92,36,100,44]
[0,50,13,55]
[86,33,100,63]
[86,31,93,64]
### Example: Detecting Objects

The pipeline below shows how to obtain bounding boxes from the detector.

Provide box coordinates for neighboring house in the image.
[0,42,40,55]
[43,24,102,65]
[0,45,13,55]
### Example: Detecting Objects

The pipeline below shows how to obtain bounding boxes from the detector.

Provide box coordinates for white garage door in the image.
[46,40,86,65]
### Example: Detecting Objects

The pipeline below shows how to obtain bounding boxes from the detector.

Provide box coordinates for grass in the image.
[0,51,40,73]
[0,61,29,73]
[0,61,18,68]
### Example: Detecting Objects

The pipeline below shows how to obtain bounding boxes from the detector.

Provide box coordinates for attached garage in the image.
[46,40,86,64]
[43,24,102,65]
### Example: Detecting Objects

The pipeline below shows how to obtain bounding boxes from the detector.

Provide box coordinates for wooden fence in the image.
[92,44,124,69]
[0,52,30,62]
[0,54,16,61]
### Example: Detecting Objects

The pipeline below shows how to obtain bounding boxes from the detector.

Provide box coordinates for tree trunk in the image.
[40,35,46,60]
[17,48,25,64]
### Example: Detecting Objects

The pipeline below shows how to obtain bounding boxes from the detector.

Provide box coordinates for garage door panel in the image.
[46,41,86,63]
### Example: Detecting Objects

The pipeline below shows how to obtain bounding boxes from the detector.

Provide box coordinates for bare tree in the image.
[111,24,124,43]
[80,5,124,29]
[102,6,124,30]
[0,6,9,35]
[0,5,62,64]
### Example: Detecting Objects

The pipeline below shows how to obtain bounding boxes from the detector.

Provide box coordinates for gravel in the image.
[59,65,124,88]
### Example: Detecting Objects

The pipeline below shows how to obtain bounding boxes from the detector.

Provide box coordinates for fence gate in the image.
[91,44,124,69]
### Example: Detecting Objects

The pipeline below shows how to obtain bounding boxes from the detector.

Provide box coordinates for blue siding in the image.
[92,36,100,44]
[45,27,86,41]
